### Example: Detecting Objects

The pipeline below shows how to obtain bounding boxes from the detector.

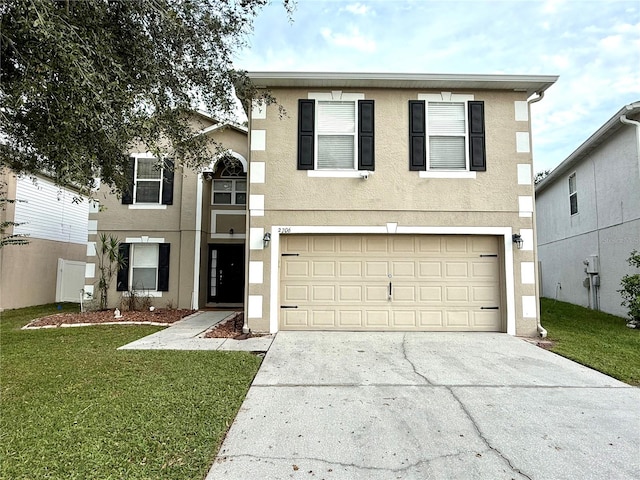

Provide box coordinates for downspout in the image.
[620,110,640,182]
[191,173,204,310]
[528,90,548,338]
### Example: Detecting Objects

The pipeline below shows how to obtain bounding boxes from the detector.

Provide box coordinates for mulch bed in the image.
[25,309,196,328]
[204,312,247,339]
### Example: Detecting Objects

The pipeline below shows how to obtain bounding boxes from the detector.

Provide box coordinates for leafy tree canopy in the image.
[1,0,290,196]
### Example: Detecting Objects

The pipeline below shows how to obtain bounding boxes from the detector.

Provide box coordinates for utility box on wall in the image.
[584,255,600,274]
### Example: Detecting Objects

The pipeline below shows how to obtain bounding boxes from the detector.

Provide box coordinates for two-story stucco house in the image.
[84,114,249,310]
[244,72,557,337]
[535,101,640,317]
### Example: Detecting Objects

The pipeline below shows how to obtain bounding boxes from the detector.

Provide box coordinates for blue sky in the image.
[236,0,640,173]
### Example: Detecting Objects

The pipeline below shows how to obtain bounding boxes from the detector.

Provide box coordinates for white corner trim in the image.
[249,194,264,211]
[249,228,264,250]
[419,171,477,179]
[192,173,204,310]
[520,229,534,251]
[251,130,266,151]
[87,242,97,257]
[85,263,95,279]
[515,101,529,121]
[250,210,264,217]
[248,295,263,318]
[251,99,266,120]
[249,261,264,284]
[83,285,94,300]
[521,262,535,284]
[518,196,533,217]
[516,132,531,153]
[307,170,363,178]
[517,164,532,185]
[250,162,266,184]
[268,225,517,336]
[89,201,100,213]
[88,220,98,234]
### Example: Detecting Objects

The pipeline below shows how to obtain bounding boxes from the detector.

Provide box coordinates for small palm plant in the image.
[96,234,126,310]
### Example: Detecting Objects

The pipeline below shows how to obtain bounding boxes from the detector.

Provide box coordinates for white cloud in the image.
[599,34,623,49]
[343,3,370,15]
[320,26,376,53]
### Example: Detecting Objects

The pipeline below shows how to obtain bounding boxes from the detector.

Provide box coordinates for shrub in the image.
[619,250,640,325]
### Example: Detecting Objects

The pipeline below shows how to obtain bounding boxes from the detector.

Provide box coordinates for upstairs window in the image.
[211,156,247,205]
[569,173,578,215]
[298,92,374,174]
[122,156,174,206]
[409,94,485,175]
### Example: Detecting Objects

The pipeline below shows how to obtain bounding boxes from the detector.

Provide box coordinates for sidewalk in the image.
[117,310,274,352]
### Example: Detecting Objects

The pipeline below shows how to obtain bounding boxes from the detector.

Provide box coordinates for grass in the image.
[0,303,261,479]
[540,298,640,386]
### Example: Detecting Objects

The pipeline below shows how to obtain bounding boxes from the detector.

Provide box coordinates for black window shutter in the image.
[409,101,426,171]
[468,101,486,172]
[162,159,174,205]
[121,157,135,204]
[116,243,130,291]
[358,100,375,170]
[297,99,315,170]
[157,243,170,292]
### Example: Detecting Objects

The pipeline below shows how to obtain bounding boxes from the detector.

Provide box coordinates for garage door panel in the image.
[312,261,335,277]
[365,261,388,277]
[282,309,308,327]
[339,285,363,302]
[391,261,415,277]
[312,236,336,252]
[280,235,503,332]
[311,285,336,302]
[420,286,443,302]
[365,310,389,327]
[284,260,309,278]
[284,285,309,302]
[445,262,469,277]
[419,262,442,278]
[339,261,362,277]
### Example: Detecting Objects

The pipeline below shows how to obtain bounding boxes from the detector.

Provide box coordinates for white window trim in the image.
[267,225,516,336]
[418,93,475,176]
[130,154,163,205]
[307,92,365,177]
[129,243,160,293]
[212,178,247,206]
[569,172,578,216]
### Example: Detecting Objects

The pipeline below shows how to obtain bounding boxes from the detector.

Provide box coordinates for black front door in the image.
[208,244,245,303]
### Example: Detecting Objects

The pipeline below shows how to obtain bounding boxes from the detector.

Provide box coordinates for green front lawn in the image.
[0,304,261,479]
[540,298,640,386]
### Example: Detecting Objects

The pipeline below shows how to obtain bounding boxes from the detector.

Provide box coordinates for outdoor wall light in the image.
[229,228,234,235]
[512,233,524,249]
[263,232,271,247]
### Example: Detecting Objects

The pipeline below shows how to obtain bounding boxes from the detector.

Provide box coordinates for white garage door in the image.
[280,235,503,331]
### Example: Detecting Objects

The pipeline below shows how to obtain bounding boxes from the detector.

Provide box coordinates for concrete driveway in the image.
[206,332,639,480]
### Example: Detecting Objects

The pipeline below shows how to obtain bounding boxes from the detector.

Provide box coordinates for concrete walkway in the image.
[118,311,274,352]
[206,332,640,480]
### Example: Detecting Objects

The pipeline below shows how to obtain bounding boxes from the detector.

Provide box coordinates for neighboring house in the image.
[535,101,640,317]
[84,113,249,310]
[0,171,89,310]
[243,72,557,336]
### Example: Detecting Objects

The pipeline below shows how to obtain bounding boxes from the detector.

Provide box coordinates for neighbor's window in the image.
[213,179,246,205]
[427,102,466,170]
[569,173,578,215]
[131,244,159,290]
[134,158,162,203]
[316,100,356,169]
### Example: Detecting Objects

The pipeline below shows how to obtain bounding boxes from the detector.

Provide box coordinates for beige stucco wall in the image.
[0,238,86,310]
[87,124,248,310]
[247,87,540,336]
